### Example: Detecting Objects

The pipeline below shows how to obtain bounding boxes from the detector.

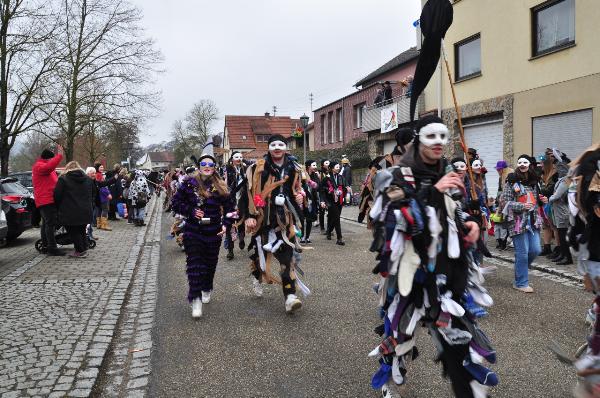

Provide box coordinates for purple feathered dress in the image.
[171,176,234,302]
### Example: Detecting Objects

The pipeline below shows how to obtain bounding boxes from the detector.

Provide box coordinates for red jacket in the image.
[32,154,63,208]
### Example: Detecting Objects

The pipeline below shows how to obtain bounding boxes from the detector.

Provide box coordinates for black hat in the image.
[320,159,330,167]
[393,127,415,154]
[231,151,241,158]
[185,166,196,174]
[267,134,286,145]
[94,163,102,172]
[305,160,315,168]
[451,157,466,165]
[415,115,445,134]
[198,153,216,164]
[41,149,54,160]
[329,161,339,170]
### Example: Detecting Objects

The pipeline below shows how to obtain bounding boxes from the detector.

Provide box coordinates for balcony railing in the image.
[362,94,424,133]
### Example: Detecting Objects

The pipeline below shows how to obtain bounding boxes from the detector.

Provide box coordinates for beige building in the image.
[421,0,600,196]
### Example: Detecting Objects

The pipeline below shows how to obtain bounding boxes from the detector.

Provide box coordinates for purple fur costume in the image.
[171,176,234,301]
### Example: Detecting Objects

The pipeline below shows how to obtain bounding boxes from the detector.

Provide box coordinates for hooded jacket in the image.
[32,153,63,207]
[53,169,94,226]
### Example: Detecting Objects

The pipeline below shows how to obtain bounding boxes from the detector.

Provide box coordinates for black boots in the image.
[540,244,553,256]
[547,247,561,260]
[227,247,234,260]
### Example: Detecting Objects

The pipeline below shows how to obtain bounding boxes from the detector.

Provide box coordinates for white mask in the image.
[453,161,467,171]
[323,160,330,168]
[232,153,243,162]
[333,164,341,172]
[418,123,449,147]
[268,140,287,151]
[517,158,530,168]
[310,162,317,169]
[471,159,482,171]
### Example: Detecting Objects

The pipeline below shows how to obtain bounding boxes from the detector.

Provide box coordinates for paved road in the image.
[150,211,590,398]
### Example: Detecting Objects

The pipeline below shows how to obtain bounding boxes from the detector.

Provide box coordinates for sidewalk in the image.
[0,197,161,397]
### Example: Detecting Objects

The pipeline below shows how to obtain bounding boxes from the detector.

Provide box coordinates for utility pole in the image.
[272,106,277,116]
[309,93,314,111]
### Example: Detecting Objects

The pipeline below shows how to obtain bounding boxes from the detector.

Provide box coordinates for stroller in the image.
[35,225,96,253]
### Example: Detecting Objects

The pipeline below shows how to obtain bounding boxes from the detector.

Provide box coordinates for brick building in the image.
[223,113,303,161]
[312,47,419,153]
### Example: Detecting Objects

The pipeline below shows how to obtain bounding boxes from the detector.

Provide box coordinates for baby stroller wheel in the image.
[35,239,45,253]
[88,239,96,249]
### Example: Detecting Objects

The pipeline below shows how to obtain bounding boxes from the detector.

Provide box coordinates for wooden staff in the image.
[440,40,478,202]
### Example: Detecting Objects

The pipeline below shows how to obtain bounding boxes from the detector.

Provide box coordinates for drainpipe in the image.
[437,39,443,118]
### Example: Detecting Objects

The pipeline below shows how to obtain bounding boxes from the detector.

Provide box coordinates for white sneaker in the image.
[284,294,302,313]
[252,279,263,297]
[381,383,397,398]
[201,291,211,304]
[191,298,202,318]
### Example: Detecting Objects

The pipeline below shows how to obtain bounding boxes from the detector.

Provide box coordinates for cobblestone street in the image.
[0,197,162,398]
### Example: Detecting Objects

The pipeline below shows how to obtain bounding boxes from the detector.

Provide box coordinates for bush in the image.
[289,139,371,169]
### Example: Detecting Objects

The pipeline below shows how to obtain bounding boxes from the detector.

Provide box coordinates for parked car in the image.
[8,171,40,227]
[0,206,8,246]
[8,171,33,193]
[0,178,33,240]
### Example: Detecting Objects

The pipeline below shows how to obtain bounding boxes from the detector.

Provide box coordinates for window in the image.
[532,0,575,57]
[336,108,343,142]
[320,114,326,144]
[256,134,269,143]
[354,103,365,128]
[328,111,334,144]
[455,33,481,81]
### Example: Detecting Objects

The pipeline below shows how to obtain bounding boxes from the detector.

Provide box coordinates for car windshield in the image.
[11,174,32,187]
[0,181,30,195]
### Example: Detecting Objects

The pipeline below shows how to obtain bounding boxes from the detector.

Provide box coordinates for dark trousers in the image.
[39,204,58,249]
[558,227,572,261]
[319,208,326,231]
[108,201,117,220]
[303,218,313,240]
[66,225,87,253]
[326,204,343,240]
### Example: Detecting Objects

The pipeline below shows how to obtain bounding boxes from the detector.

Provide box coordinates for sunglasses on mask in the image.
[200,161,215,167]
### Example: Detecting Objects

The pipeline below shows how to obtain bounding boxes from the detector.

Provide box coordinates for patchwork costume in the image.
[128,170,151,226]
[243,135,310,312]
[368,116,497,398]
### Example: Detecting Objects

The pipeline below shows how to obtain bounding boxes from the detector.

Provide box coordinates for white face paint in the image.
[323,160,330,168]
[333,164,341,173]
[268,140,287,151]
[517,158,531,171]
[453,161,467,171]
[471,159,482,171]
[232,153,243,162]
[418,123,449,147]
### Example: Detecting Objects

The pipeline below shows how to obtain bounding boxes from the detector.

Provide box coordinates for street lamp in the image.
[300,113,309,166]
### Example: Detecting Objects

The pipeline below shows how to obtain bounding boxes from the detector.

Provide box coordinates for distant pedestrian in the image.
[321,161,346,245]
[32,145,64,256]
[95,164,113,231]
[86,167,99,240]
[128,170,151,226]
[107,163,122,221]
[54,161,93,258]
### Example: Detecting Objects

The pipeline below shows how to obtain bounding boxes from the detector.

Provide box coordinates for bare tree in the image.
[171,100,219,163]
[0,0,61,175]
[45,0,163,161]
[8,132,54,172]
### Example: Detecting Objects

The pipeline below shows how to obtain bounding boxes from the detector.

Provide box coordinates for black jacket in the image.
[54,170,94,226]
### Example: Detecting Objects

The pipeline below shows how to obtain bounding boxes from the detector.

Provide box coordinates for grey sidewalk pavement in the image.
[0,197,161,398]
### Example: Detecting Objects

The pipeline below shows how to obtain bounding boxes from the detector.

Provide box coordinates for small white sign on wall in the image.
[381,104,398,134]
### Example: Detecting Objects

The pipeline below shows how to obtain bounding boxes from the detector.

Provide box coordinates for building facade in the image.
[312,48,419,154]
[136,151,175,171]
[421,0,600,196]
[223,114,303,161]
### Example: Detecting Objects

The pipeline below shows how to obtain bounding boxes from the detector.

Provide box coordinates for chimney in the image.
[264,112,270,117]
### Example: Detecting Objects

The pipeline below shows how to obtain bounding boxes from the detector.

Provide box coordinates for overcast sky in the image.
[130,0,422,146]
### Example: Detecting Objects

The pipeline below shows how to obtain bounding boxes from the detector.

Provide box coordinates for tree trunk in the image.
[0,143,9,176]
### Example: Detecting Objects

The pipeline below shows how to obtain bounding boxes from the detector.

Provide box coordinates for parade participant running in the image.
[171,154,235,318]
[368,115,497,398]
[243,134,309,313]
[224,151,248,260]
[321,161,346,246]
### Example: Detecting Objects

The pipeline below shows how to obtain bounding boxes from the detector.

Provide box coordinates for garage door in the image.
[464,120,504,198]
[533,109,592,161]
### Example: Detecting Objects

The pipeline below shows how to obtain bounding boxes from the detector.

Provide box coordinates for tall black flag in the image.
[409,0,453,121]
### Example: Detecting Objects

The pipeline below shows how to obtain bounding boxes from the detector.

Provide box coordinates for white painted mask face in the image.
[471,159,482,172]
[323,160,330,168]
[418,123,449,147]
[268,141,287,151]
[333,164,341,173]
[232,153,243,162]
[453,161,467,172]
[310,162,317,170]
[517,157,530,171]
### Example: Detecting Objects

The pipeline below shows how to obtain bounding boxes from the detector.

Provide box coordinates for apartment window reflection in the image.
[455,33,481,81]
[532,0,575,57]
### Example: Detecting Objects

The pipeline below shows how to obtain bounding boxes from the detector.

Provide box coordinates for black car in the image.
[8,171,33,193]
[0,178,33,240]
